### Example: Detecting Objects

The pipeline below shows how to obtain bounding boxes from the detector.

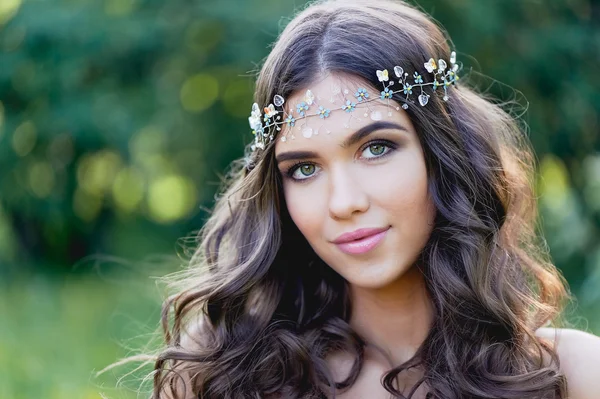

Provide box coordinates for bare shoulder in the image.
[535,327,600,399]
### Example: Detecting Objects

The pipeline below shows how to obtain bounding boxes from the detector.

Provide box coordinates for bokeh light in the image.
[180,73,219,113]
[0,0,21,26]
[147,174,197,223]
[12,121,37,157]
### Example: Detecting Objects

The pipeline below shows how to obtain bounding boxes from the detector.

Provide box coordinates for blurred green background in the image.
[0,0,599,398]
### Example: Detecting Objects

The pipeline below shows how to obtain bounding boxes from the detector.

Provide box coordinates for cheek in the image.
[366,151,435,249]
[283,183,325,239]
[368,150,431,213]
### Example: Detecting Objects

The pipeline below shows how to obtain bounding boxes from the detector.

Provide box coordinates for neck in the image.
[348,265,434,367]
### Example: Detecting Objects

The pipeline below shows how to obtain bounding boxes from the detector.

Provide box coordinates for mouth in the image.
[334,227,390,255]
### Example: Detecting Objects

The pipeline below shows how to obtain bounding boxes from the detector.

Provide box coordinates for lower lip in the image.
[335,228,389,255]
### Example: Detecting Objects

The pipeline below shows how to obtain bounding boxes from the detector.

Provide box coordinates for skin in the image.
[273,72,600,398]
[275,73,436,395]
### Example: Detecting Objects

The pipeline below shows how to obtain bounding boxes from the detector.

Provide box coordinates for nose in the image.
[328,165,370,219]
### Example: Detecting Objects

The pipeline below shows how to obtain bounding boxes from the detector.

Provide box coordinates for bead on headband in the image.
[248,51,461,152]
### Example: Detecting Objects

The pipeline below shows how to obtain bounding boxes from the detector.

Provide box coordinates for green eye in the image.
[299,164,315,176]
[285,162,318,181]
[369,144,386,156]
[363,142,392,159]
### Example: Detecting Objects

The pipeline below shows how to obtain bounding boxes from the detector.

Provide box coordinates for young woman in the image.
[148,0,600,397]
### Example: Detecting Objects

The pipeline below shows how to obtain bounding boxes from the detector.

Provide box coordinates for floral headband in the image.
[248,51,461,152]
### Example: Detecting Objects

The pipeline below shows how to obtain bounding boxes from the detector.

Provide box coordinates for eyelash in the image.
[284,139,398,182]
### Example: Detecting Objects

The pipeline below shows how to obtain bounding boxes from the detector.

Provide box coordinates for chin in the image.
[340,259,415,290]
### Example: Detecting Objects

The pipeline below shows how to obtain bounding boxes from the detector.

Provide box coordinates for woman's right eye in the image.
[287,163,319,181]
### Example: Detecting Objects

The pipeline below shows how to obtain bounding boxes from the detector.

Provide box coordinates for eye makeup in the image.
[282,138,399,182]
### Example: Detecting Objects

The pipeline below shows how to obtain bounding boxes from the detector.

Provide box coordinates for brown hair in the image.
[118,0,572,397]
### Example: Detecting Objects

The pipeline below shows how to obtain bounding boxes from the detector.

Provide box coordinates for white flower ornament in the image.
[303,90,315,105]
[437,59,447,72]
[263,104,278,118]
[376,69,389,82]
[248,103,262,131]
[424,58,437,73]
[394,66,404,78]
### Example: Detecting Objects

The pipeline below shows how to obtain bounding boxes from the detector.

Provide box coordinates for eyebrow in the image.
[275,121,409,165]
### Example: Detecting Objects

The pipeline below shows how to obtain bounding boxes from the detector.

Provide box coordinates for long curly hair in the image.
[144,0,572,397]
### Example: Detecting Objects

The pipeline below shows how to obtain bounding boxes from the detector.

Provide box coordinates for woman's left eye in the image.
[362,142,393,159]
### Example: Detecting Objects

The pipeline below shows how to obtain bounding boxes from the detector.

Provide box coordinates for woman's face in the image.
[274,73,435,289]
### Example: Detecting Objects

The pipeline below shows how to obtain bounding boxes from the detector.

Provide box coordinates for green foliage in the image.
[0,0,599,397]
[0,273,162,399]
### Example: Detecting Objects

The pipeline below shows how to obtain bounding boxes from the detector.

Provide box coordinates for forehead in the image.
[274,72,414,154]
[287,72,365,101]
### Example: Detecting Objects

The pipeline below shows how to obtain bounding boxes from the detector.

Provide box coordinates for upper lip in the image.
[332,226,390,244]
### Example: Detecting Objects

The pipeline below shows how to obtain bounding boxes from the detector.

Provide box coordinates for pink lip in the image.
[333,227,390,255]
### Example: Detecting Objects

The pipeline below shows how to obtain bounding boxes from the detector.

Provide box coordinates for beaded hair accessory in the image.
[248,51,461,152]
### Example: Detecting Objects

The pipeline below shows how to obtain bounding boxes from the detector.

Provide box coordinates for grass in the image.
[0,272,165,399]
